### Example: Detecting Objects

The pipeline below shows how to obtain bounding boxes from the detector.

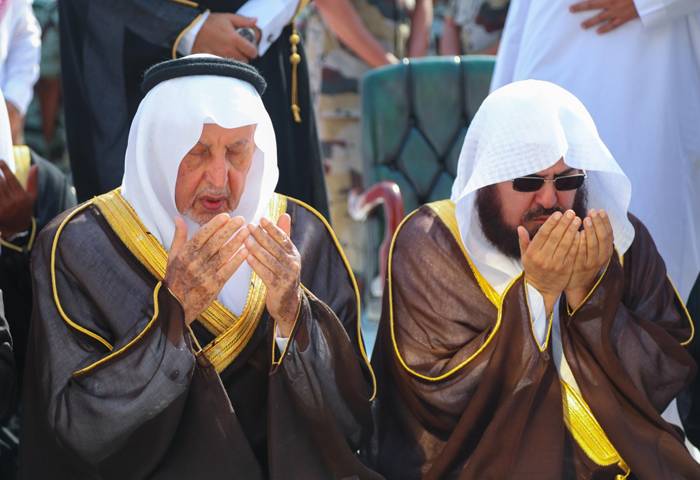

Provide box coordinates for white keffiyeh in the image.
[450,79,634,293]
[121,55,279,316]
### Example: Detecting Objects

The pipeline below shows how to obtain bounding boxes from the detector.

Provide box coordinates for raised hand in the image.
[518,210,582,316]
[0,160,37,238]
[570,0,640,34]
[191,13,259,62]
[164,214,250,325]
[565,209,614,309]
[245,214,301,337]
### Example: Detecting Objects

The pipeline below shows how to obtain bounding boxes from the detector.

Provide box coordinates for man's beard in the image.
[475,185,588,260]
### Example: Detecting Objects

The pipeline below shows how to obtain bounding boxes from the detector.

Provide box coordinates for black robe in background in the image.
[19,194,378,479]
[59,0,328,217]
[0,150,76,479]
[0,150,76,383]
[0,296,15,421]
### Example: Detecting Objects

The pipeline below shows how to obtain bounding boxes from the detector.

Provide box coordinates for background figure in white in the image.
[0,0,40,143]
[491,0,700,307]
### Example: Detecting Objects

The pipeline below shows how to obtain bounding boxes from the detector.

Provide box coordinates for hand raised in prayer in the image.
[518,210,582,316]
[164,214,250,325]
[569,0,640,34]
[565,209,614,310]
[245,214,301,338]
[0,160,38,238]
[192,13,259,62]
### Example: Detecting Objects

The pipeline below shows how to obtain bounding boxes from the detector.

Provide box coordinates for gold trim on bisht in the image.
[93,188,287,373]
[282,196,377,401]
[425,200,630,478]
[386,202,520,382]
[562,382,630,478]
[12,145,31,189]
[51,201,114,351]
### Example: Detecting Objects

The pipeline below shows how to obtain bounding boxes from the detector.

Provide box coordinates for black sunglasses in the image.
[511,172,586,193]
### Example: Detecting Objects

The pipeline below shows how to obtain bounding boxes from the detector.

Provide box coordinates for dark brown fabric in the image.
[371,206,699,479]
[0,298,15,421]
[19,199,377,479]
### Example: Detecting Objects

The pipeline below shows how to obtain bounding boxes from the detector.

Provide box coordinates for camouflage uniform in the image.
[302,1,412,283]
[444,0,508,53]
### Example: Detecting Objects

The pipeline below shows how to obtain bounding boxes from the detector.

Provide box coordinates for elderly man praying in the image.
[20,56,379,480]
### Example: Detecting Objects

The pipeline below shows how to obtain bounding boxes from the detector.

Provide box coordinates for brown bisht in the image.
[19,190,380,479]
[371,202,700,479]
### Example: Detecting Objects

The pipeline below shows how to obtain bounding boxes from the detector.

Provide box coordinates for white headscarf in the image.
[0,90,14,172]
[121,55,279,315]
[450,80,634,293]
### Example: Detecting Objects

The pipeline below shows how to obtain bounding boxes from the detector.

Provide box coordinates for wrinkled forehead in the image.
[192,122,258,146]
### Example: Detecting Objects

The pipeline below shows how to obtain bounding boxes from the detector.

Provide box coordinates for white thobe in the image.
[0,0,40,115]
[491,0,700,300]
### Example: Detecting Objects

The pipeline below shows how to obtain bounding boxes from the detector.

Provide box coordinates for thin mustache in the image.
[195,187,230,198]
[522,206,564,222]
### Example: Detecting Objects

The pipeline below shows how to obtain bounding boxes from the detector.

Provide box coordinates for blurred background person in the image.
[0,291,16,480]
[439,0,509,55]
[0,0,40,144]
[24,0,67,169]
[59,0,328,216]
[0,87,75,478]
[302,0,432,288]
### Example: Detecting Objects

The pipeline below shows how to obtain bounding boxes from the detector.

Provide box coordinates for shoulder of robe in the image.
[284,195,337,248]
[30,150,76,227]
[32,202,111,267]
[626,213,653,249]
[30,149,66,188]
[623,212,662,267]
[392,205,455,260]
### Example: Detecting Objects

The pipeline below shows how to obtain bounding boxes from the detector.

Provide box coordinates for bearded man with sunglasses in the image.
[370,80,700,479]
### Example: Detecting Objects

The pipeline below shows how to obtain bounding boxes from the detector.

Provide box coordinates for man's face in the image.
[476,158,587,259]
[174,123,256,225]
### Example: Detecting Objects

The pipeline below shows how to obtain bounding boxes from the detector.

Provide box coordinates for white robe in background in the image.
[491,0,700,300]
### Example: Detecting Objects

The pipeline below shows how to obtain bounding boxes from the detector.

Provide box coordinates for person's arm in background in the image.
[570,0,700,33]
[407,0,433,57]
[182,0,303,61]
[440,15,462,55]
[235,0,300,55]
[315,0,400,68]
[84,0,258,62]
[3,0,41,144]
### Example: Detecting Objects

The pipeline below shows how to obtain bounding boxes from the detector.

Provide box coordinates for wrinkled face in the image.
[175,123,256,225]
[476,158,587,259]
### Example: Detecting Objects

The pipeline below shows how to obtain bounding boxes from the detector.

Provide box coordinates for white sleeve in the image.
[633,0,700,28]
[178,10,210,56]
[236,0,300,56]
[490,0,533,92]
[274,324,289,351]
[525,282,554,349]
[2,0,41,114]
